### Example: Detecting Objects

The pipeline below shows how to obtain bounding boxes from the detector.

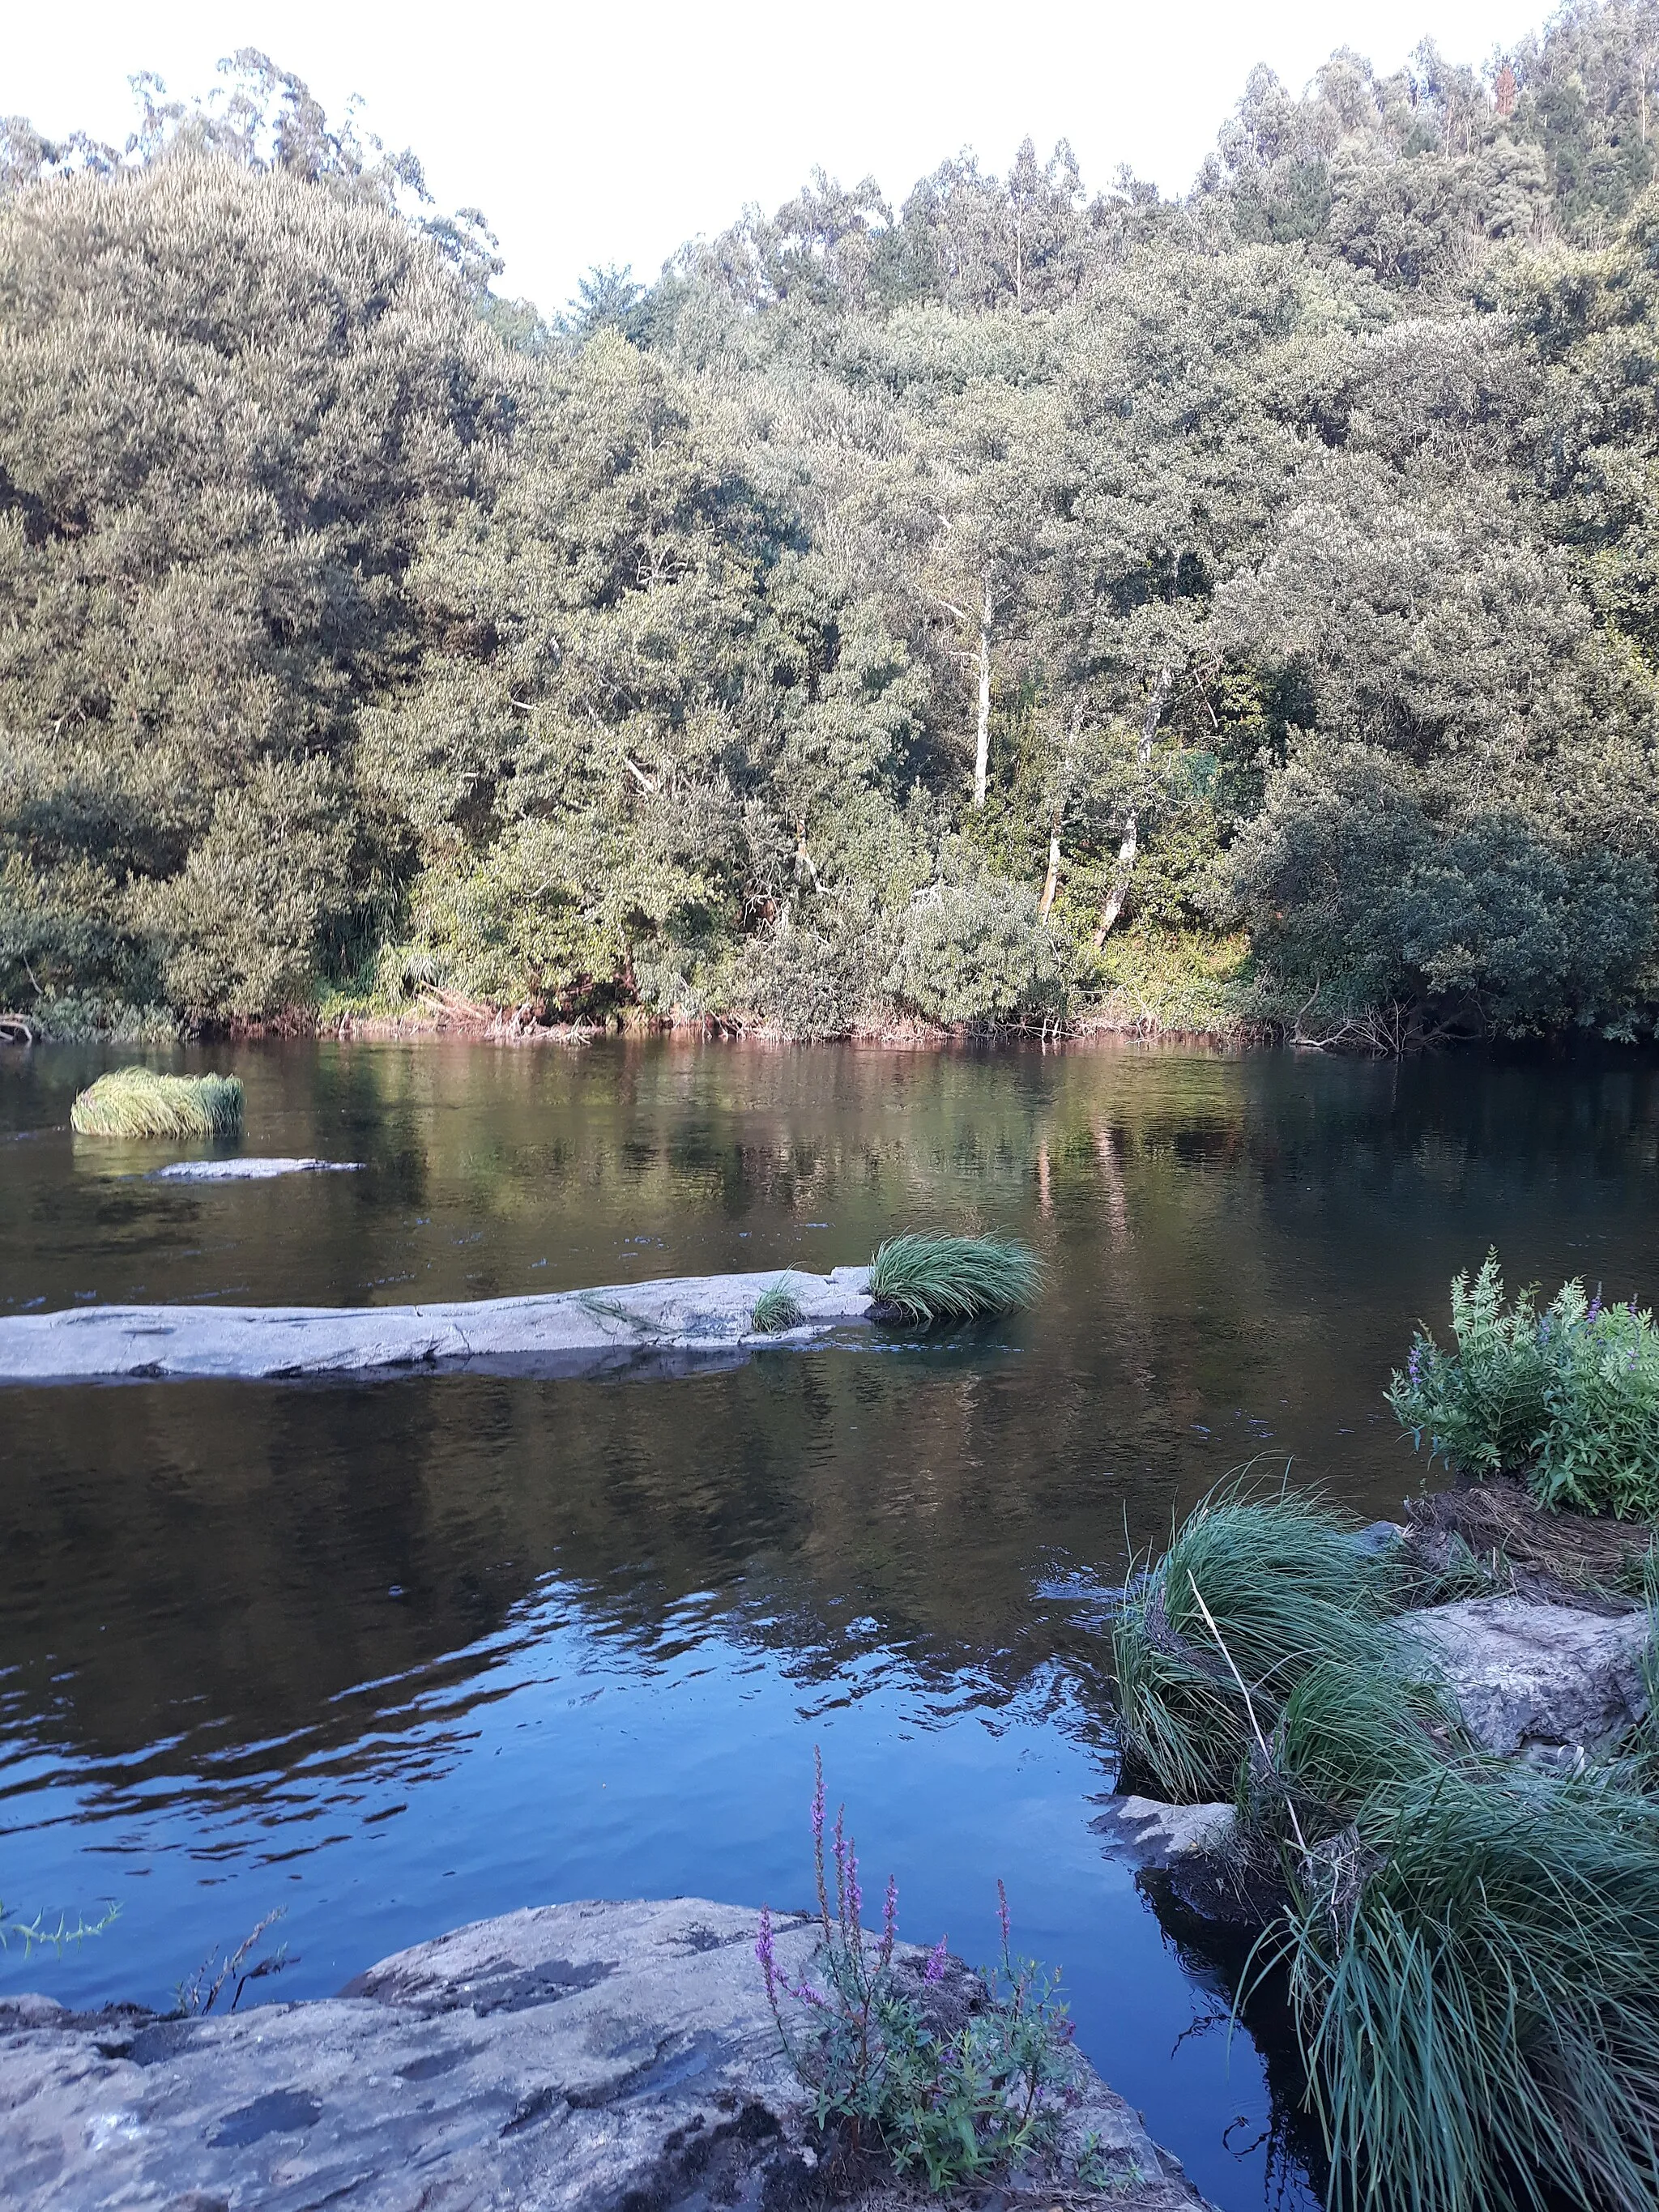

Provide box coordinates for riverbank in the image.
[0,1898,1206,2212]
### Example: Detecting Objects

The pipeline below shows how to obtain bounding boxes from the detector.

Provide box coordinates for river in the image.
[4,1036,1657,2207]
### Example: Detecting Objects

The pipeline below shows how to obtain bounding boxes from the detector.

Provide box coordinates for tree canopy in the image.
[6,11,1659,1043]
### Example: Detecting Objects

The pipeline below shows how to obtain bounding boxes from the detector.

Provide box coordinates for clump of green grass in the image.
[1112,1485,1405,1805]
[751,1276,806,1333]
[1116,1489,1659,2212]
[865,1234,1042,1326]
[1267,1767,1659,2212]
[70,1066,244,1140]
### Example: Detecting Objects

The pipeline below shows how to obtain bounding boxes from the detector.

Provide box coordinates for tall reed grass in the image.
[865,1234,1042,1325]
[1115,1487,1659,2212]
[70,1066,244,1139]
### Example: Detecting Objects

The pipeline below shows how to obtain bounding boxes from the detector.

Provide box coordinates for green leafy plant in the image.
[865,1234,1042,1327]
[1389,1254,1659,1517]
[70,1066,245,1140]
[756,1751,1081,2191]
[1263,1768,1659,2212]
[751,1276,806,1333]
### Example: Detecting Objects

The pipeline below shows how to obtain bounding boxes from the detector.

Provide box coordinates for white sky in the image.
[8,1,1555,315]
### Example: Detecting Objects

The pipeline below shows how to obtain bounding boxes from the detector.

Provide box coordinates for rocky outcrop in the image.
[1401,1593,1652,1763]
[146,1157,364,1182]
[0,1268,874,1383]
[0,1898,1205,2211]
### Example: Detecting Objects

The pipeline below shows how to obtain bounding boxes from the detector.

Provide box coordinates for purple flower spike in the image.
[924,1935,949,1984]
[756,1905,777,2003]
[996,1877,1011,1958]
[847,1844,863,1929]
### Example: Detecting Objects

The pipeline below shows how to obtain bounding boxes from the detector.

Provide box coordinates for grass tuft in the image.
[865,1233,1042,1326]
[1112,1485,1403,1805]
[70,1066,244,1140]
[751,1276,806,1333]
[1268,1767,1659,2212]
[1117,1487,1659,2212]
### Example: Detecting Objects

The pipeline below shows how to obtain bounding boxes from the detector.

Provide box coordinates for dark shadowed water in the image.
[4,1037,1659,2208]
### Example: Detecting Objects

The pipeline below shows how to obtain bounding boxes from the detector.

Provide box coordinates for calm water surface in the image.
[4,1038,1659,2208]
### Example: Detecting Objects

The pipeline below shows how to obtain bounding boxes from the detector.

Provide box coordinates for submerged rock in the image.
[146,1157,364,1182]
[0,1266,875,1383]
[1091,1796,1274,1928]
[1090,1796,1239,1870]
[1401,1593,1652,1763]
[0,1898,1205,2210]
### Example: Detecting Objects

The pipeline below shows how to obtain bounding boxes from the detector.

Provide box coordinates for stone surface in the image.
[0,1898,1205,2211]
[1401,1594,1652,1760]
[0,1267,875,1383]
[146,1158,364,1182]
[1089,1796,1239,1870]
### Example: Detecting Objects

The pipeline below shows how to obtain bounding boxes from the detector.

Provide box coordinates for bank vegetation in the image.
[7,14,1659,1046]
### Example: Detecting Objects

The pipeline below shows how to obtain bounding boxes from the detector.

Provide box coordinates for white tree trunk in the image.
[1038,808,1063,918]
[972,573,992,809]
[1093,665,1173,948]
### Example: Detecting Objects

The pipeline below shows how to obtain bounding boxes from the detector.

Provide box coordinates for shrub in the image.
[885,880,1065,1029]
[1389,1253,1659,1516]
[757,1753,1081,2190]
[751,1276,806,1333]
[70,1066,244,1139]
[865,1234,1043,1326]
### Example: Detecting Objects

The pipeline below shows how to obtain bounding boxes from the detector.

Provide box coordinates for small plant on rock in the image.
[756,1751,1081,2191]
[751,1276,806,1333]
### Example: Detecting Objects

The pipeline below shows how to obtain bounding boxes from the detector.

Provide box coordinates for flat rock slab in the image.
[1402,1594,1652,1760]
[0,1268,875,1383]
[146,1158,365,1182]
[0,1898,1203,2211]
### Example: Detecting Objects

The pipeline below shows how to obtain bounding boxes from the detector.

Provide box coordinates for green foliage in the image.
[1389,1253,1659,1515]
[1111,1485,1404,1804]
[1119,1489,1659,2212]
[1266,1767,1659,2212]
[9,25,1659,1042]
[0,1897,119,1958]
[757,1754,1082,2190]
[865,1234,1042,1325]
[751,1276,806,1332]
[70,1065,244,1139]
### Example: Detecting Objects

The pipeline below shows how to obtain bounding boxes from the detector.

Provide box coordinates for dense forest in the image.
[6,9,1659,1046]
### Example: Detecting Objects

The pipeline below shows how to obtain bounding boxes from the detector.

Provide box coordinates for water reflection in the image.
[4,1038,1659,2211]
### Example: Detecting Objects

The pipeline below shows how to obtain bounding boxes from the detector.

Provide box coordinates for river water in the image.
[3,1037,1658,2207]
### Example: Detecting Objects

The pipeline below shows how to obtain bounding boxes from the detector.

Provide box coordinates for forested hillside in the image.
[6,15,1659,1045]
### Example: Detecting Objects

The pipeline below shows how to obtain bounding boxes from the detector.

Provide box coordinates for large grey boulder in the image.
[0,1897,1205,2211]
[0,1267,874,1383]
[1401,1595,1653,1762]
